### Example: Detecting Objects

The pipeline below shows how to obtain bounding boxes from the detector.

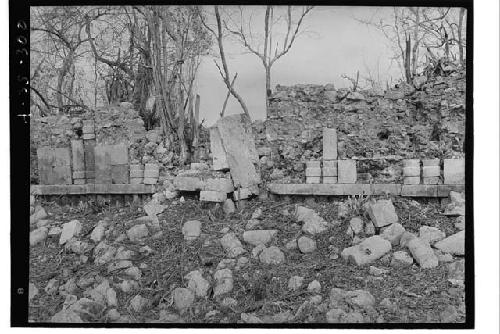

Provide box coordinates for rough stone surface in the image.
[90,224,106,243]
[185,270,210,298]
[391,251,414,268]
[369,266,389,276]
[297,236,317,253]
[213,269,234,297]
[30,227,48,246]
[434,231,465,255]
[242,230,278,246]
[366,199,398,228]
[259,246,285,265]
[222,199,235,215]
[172,288,195,312]
[407,238,439,268]
[419,226,446,245]
[220,233,246,258]
[126,224,149,242]
[182,220,202,241]
[288,276,304,291]
[59,220,82,245]
[307,280,321,293]
[295,206,329,235]
[200,190,227,203]
[341,236,392,266]
[380,223,406,245]
[130,295,149,312]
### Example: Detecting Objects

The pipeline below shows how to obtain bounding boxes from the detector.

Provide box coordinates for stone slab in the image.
[338,160,357,184]
[306,177,321,184]
[203,178,234,193]
[109,144,129,165]
[403,159,420,167]
[71,140,85,172]
[209,127,229,171]
[322,167,338,177]
[323,160,338,168]
[72,171,85,179]
[422,166,440,177]
[437,184,465,197]
[421,159,440,166]
[305,161,321,168]
[216,114,261,189]
[322,177,338,184]
[200,190,227,203]
[401,184,438,197]
[443,159,465,184]
[322,128,338,160]
[173,176,205,191]
[403,176,421,184]
[111,165,129,184]
[83,139,96,177]
[233,187,254,201]
[403,167,420,177]
[305,167,322,177]
[94,145,112,184]
[31,184,155,195]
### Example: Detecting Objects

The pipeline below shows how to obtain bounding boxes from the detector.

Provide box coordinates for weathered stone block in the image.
[423,177,441,185]
[322,177,338,184]
[173,176,204,191]
[109,144,128,165]
[130,170,144,178]
[401,185,437,197]
[403,167,420,177]
[422,166,440,177]
[406,237,438,268]
[72,171,85,179]
[322,167,338,177]
[341,236,392,266]
[200,190,226,203]
[443,159,465,184]
[143,177,158,185]
[323,160,338,168]
[204,178,234,193]
[71,140,85,172]
[323,128,338,160]
[306,176,321,184]
[233,187,253,201]
[94,145,111,184]
[305,160,321,168]
[403,159,420,167]
[434,230,464,255]
[83,133,96,140]
[338,160,357,184]
[130,177,143,185]
[73,178,85,185]
[111,165,129,184]
[305,167,322,177]
[403,176,420,184]
[366,199,398,228]
[209,127,229,171]
[421,159,440,167]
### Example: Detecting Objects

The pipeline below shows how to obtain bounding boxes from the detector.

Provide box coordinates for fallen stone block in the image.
[406,237,439,268]
[443,159,465,184]
[173,176,205,191]
[242,230,277,246]
[390,251,414,268]
[380,223,405,245]
[182,220,202,241]
[233,187,254,201]
[338,160,357,184]
[220,233,246,258]
[295,206,329,235]
[203,178,234,193]
[433,231,465,255]
[419,226,446,245]
[200,191,226,203]
[365,199,398,228]
[190,162,209,171]
[341,236,392,266]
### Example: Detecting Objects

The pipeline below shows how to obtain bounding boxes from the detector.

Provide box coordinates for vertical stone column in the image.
[322,128,338,160]
[71,140,85,185]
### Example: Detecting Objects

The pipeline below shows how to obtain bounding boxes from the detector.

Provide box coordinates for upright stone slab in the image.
[37,147,53,185]
[209,127,229,171]
[216,114,261,190]
[111,165,129,184]
[109,144,128,165]
[443,159,465,184]
[84,139,96,183]
[71,140,85,172]
[94,145,112,184]
[338,160,357,184]
[323,128,338,160]
[39,147,72,185]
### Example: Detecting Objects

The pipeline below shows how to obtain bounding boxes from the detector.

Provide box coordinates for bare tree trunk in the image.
[411,8,420,77]
[265,65,271,113]
[458,8,465,64]
[404,35,412,83]
[56,49,75,111]
[220,73,237,118]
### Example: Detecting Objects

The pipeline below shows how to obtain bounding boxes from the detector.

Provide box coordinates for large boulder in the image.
[341,236,392,266]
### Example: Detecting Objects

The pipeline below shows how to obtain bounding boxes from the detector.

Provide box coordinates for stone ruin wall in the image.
[30,102,210,185]
[255,68,466,185]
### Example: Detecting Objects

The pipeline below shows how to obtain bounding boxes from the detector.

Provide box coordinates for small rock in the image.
[172,288,194,312]
[30,206,48,225]
[130,295,149,312]
[220,227,230,234]
[251,244,266,258]
[159,310,184,323]
[48,226,62,236]
[288,276,304,291]
[251,208,263,220]
[28,283,38,301]
[237,256,249,268]
[391,250,414,268]
[407,237,439,268]
[241,313,263,324]
[185,270,210,298]
[213,269,233,297]
[221,297,238,308]
[242,230,278,246]
[349,217,364,235]
[124,266,142,280]
[116,280,138,293]
[245,219,261,230]
[295,206,329,235]
[369,266,388,276]
[380,223,406,245]
[90,224,106,243]
[106,309,121,322]
[434,231,465,256]
[434,249,454,263]
[36,219,52,228]
[59,220,82,245]
[65,239,90,255]
[223,199,235,215]
[307,280,321,293]
[30,227,48,246]
[216,258,236,270]
[454,216,465,231]
[346,289,375,309]
[285,239,298,250]
[365,222,375,236]
[126,224,149,242]
[106,288,118,307]
[419,226,446,245]
[337,202,349,219]
[182,220,202,241]
[326,308,347,323]
[259,246,285,265]
[297,236,317,253]
[220,233,246,258]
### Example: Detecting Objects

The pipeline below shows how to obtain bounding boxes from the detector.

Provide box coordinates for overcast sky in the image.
[196,6,401,126]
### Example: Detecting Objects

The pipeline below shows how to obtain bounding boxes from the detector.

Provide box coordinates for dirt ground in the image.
[29,195,466,324]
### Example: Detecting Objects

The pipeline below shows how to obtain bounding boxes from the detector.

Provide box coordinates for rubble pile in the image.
[256,64,465,183]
